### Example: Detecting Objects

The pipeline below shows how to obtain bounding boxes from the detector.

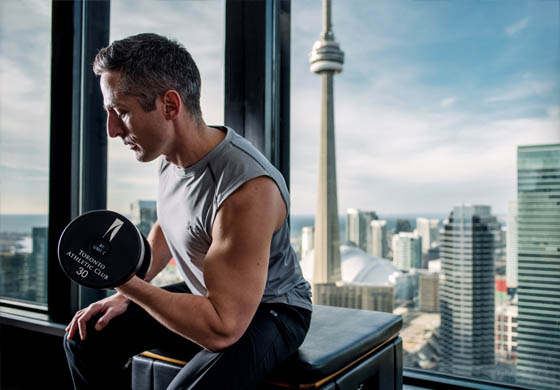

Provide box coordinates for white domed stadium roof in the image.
[301,244,402,286]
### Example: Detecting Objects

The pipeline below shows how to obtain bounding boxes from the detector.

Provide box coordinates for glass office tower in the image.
[440,204,498,377]
[516,144,560,390]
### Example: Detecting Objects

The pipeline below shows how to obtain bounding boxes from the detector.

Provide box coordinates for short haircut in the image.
[93,33,202,123]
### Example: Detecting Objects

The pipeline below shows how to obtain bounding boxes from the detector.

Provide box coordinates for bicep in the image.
[203,177,285,336]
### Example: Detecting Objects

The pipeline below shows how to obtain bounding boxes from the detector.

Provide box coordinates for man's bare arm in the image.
[115,176,286,351]
[143,220,173,282]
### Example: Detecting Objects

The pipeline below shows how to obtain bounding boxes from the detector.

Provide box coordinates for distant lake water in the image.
[0,215,48,234]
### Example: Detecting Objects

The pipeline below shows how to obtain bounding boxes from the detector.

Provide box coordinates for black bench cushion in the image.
[136,305,402,386]
[265,305,402,384]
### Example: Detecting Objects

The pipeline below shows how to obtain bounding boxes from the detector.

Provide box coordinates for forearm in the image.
[143,220,172,283]
[116,277,236,351]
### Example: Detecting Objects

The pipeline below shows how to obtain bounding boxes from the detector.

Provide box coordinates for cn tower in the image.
[310,0,344,284]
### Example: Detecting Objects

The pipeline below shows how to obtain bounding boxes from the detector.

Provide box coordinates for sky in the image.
[0,0,559,217]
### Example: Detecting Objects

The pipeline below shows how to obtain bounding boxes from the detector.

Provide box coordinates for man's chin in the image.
[135,151,158,163]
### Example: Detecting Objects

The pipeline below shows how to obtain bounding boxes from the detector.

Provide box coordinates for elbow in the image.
[204,333,240,352]
[205,336,236,352]
[204,323,245,352]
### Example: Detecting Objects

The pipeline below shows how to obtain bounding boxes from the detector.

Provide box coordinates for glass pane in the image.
[107,0,225,286]
[291,0,559,388]
[0,1,52,306]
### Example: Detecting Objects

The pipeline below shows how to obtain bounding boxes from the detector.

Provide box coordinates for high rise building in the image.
[301,226,314,260]
[310,0,344,285]
[516,144,560,390]
[31,227,48,305]
[439,204,499,377]
[495,303,518,364]
[392,232,422,271]
[416,217,440,255]
[370,220,387,258]
[346,208,377,251]
[130,200,157,237]
[506,200,518,291]
[346,208,360,247]
[395,219,412,234]
[419,272,439,313]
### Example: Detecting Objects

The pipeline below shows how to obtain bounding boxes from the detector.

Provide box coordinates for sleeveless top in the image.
[157,126,312,311]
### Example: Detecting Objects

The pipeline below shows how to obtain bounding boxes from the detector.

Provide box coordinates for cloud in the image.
[290,76,560,215]
[440,97,457,108]
[547,105,560,120]
[484,79,553,103]
[505,18,529,36]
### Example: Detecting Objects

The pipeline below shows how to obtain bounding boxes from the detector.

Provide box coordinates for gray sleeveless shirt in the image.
[157,126,312,311]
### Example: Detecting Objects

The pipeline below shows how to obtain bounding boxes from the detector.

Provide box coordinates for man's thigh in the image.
[68,282,201,361]
[167,303,311,390]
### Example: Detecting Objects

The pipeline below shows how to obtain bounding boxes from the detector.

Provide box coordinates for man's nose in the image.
[106,111,124,138]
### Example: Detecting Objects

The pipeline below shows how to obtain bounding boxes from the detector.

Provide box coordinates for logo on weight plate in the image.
[103,218,124,242]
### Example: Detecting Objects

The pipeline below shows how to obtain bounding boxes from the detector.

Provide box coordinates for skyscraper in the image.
[416,217,440,255]
[439,204,499,377]
[301,226,314,260]
[516,144,560,390]
[370,219,388,258]
[419,272,439,313]
[310,0,344,284]
[396,233,421,271]
[130,200,157,237]
[506,200,518,291]
[31,227,48,305]
[392,232,422,271]
[346,208,378,251]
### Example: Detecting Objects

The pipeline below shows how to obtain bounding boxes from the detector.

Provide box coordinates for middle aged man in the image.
[63,33,312,390]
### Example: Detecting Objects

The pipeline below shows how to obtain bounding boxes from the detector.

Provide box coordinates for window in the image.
[106,0,225,286]
[290,0,559,389]
[0,0,52,307]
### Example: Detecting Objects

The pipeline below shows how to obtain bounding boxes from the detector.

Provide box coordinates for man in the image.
[63,33,312,389]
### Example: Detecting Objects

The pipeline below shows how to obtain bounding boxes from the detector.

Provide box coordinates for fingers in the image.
[64,295,129,341]
[66,309,85,341]
[95,308,115,332]
[66,303,103,341]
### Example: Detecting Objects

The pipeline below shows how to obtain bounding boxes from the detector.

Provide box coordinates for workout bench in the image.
[132,305,403,389]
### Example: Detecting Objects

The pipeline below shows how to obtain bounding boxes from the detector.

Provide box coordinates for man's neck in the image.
[165,120,226,169]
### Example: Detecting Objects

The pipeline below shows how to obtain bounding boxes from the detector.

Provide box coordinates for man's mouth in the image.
[124,140,138,150]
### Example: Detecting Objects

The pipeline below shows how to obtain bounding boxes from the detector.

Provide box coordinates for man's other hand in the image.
[65,293,130,341]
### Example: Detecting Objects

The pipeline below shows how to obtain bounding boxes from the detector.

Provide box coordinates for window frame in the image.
[1,1,540,389]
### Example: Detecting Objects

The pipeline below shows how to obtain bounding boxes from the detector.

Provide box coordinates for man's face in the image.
[100,71,170,162]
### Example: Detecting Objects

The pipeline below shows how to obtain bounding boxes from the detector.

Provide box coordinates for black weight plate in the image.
[58,210,145,289]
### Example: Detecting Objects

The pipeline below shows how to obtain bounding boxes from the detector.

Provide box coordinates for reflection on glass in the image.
[291,0,559,388]
[107,0,225,286]
[0,1,52,306]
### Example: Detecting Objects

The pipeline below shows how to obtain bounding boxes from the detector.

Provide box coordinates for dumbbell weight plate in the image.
[58,210,152,289]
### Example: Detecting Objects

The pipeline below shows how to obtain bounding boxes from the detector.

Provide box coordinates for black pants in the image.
[63,283,311,390]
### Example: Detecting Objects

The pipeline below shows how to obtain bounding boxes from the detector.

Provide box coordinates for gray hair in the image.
[93,33,202,123]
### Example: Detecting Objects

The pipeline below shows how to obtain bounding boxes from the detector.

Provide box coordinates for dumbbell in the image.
[58,210,152,289]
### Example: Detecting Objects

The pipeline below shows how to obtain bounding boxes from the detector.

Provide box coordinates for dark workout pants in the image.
[63,282,311,390]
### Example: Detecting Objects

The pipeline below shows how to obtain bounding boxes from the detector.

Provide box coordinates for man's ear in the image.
[161,90,181,120]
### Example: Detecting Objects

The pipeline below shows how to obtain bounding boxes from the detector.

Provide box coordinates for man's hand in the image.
[65,293,130,341]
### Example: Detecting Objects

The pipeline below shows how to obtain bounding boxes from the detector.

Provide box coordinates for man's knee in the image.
[62,333,74,357]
